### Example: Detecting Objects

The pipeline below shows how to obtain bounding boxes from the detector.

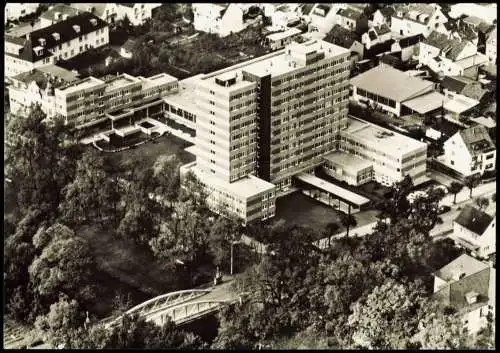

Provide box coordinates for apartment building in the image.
[53,72,178,129]
[326,117,428,186]
[5,12,109,78]
[179,39,351,223]
[115,3,162,26]
[70,3,120,24]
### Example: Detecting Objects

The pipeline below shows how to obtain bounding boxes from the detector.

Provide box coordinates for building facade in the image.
[116,3,162,26]
[5,3,39,23]
[442,126,496,177]
[178,39,351,223]
[5,12,109,78]
[391,4,448,38]
[192,3,246,37]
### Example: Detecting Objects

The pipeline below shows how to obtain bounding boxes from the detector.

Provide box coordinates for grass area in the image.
[274,191,345,238]
[103,133,195,173]
[78,225,180,317]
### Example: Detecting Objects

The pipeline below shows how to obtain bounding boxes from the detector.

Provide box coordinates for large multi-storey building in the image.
[5,12,109,78]
[180,39,351,223]
[53,72,178,129]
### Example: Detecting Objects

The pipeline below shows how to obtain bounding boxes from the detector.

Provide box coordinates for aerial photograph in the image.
[3,2,496,349]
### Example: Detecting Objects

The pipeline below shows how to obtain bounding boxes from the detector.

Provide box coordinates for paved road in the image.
[430,181,496,238]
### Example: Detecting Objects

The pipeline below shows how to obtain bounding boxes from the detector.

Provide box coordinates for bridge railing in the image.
[104,289,212,328]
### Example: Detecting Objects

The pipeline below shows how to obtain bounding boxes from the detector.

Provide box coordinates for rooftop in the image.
[435,253,489,282]
[201,40,349,91]
[296,173,370,206]
[337,7,364,21]
[56,76,105,94]
[323,151,373,172]
[105,74,140,91]
[457,125,496,156]
[10,66,79,90]
[402,91,448,114]
[163,75,203,113]
[41,4,80,21]
[423,31,457,51]
[444,94,479,114]
[455,204,494,235]
[470,116,496,129]
[343,117,427,155]
[441,75,475,93]
[324,24,362,49]
[71,3,109,17]
[350,65,435,102]
[266,27,302,41]
[139,73,178,90]
[373,24,391,36]
[186,162,275,199]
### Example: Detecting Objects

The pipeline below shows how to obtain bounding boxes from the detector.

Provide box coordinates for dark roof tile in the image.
[454,204,494,235]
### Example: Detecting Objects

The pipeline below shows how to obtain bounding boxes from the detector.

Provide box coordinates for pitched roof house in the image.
[336,7,369,34]
[433,254,495,334]
[391,3,448,38]
[441,125,496,177]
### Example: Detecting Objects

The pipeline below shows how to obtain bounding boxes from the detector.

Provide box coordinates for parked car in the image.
[438,205,451,214]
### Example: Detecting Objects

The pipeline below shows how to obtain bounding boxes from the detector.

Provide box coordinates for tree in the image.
[408,186,445,234]
[208,215,243,272]
[152,154,182,204]
[347,279,429,349]
[60,151,120,227]
[464,174,480,199]
[448,181,463,204]
[5,108,79,221]
[28,223,96,305]
[34,296,84,347]
[475,196,490,211]
[341,213,357,238]
[417,311,472,349]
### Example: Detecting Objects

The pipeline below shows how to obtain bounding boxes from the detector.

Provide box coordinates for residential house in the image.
[441,75,489,104]
[433,254,495,335]
[452,205,496,259]
[336,7,369,34]
[270,8,300,31]
[116,3,162,26]
[442,125,496,177]
[485,26,496,63]
[476,23,495,55]
[391,33,423,61]
[350,64,446,117]
[5,3,39,23]
[70,3,120,25]
[8,65,80,118]
[419,31,488,79]
[304,3,344,35]
[4,12,109,78]
[120,39,136,59]
[443,92,480,124]
[391,3,448,38]
[324,24,364,69]
[370,6,395,27]
[361,24,392,49]
[449,3,497,25]
[40,4,80,28]
[192,3,246,37]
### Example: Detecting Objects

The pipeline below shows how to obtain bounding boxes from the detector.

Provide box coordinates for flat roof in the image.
[105,75,140,91]
[470,116,496,129]
[57,76,105,94]
[444,95,479,114]
[164,75,203,113]
[140,73,178,90]
[350,65,435,102]
[201,40,349,92]
[343,117,427,155]
[266,27,302,41]
[402,91,448,114]
[186,163,275,199]
[296,173,370,206]
[323,151,373,172]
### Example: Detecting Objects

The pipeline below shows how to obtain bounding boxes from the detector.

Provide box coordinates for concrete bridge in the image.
[104,276,242,328]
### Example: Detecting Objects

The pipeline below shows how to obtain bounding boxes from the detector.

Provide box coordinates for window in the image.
[451,160,454,165]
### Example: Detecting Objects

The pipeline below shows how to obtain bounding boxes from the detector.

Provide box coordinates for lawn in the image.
[103,133,195,173]
[274,191,381,241]
[78,225,181,318]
